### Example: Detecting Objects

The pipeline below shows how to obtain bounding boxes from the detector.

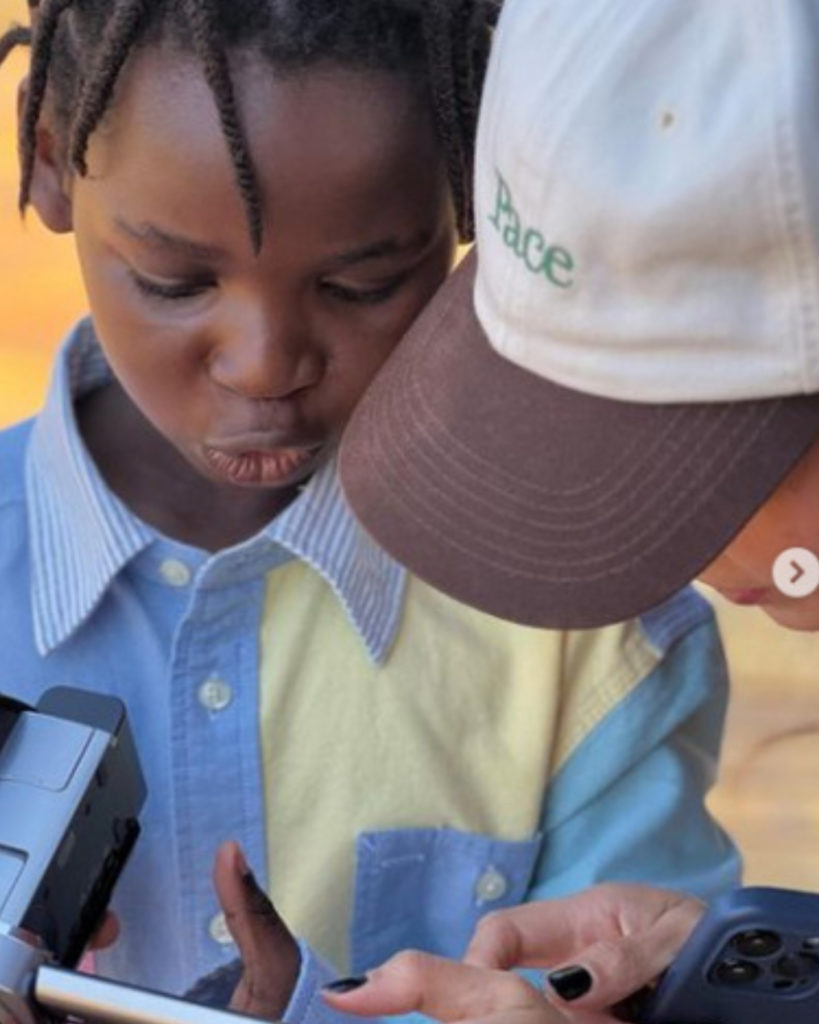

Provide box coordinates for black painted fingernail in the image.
[547,965,593,1001]
[323,975,368,994]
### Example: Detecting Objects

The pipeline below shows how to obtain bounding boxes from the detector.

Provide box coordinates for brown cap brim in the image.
[339,250,819,628]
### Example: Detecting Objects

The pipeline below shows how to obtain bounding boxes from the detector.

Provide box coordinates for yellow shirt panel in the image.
[259,561,659,970]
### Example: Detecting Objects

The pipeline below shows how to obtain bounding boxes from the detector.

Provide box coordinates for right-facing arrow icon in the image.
[773,548,819,598]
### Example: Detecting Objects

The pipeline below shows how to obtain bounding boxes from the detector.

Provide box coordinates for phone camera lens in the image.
[711,959,761,985]
[775,954,819,980]
[732,930,782,958]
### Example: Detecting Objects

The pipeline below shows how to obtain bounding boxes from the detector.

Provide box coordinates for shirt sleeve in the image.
[529,608,742,902]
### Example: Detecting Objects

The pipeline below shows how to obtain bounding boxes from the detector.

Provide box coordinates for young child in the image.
[0,1,738,1021]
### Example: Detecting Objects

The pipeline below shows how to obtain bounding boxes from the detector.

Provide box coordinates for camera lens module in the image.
[711,959,761,985]
[775,953,819,980]
[731,929,782,958]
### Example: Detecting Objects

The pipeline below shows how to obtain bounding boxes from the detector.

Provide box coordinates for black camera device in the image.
[0,687,144,1022]
[0,687,268,1024]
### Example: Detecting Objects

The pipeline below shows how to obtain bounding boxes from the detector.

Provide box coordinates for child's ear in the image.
[17,76,73,233]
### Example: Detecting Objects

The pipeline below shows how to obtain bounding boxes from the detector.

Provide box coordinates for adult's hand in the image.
[465,883,705,1013]
[322,949,583,1024]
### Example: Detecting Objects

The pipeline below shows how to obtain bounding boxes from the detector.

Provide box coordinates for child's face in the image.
[33,49,456,492]
[698,437,819,630]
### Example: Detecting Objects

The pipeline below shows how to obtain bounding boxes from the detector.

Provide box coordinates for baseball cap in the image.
[339,0,819,628]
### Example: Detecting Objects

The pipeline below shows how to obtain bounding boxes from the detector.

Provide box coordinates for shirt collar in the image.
[27,321,154,655]
[264,456,407,663]
[26,319,406,662]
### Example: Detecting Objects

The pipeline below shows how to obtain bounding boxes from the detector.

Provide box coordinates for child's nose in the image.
[209,305,323,401]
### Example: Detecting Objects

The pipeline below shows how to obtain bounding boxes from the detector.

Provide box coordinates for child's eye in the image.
[129,270,214,302]
[320,275,407,305]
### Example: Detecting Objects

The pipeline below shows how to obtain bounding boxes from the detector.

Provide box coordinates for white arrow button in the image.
[772,548,819,598]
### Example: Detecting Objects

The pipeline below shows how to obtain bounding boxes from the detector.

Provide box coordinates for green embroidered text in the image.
[488,170,574,288]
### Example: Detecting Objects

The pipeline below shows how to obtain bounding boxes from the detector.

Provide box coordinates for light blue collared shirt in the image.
[1,319,405,994]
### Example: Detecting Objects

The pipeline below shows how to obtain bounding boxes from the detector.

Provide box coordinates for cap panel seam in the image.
[763,0,819,393]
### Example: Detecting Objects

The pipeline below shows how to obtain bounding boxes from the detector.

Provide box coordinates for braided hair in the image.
[1,0,501,250]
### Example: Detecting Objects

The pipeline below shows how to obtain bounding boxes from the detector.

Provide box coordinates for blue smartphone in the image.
[641,887,819,1024]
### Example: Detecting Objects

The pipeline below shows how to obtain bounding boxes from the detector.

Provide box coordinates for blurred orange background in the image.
[0,0,84,428]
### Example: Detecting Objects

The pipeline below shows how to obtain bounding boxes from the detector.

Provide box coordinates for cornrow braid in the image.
[2,0,499,246]
[0,24,30,65]
[182,0,262,252]
[17,0,74,213]
[70,0,153,176]
[421,0,468,239]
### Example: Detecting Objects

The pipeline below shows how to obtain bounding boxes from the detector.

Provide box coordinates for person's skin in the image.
[28,47,456,552]
[321,887,706,1022]
[698,436,819,630]
[24,43,456,1016]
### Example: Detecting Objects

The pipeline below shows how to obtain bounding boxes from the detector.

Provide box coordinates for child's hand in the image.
[212,840,301,1020]
[87,911,120,950]
[463,883,704,1014]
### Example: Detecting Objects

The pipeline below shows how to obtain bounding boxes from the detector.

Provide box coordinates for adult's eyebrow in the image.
[114,218,226,261]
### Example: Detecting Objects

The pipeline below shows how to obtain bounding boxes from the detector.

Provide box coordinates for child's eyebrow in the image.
[114,218,226,261]
[327,234,430,269]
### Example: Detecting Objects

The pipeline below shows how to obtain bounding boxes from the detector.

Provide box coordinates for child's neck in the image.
[77,381,304,552]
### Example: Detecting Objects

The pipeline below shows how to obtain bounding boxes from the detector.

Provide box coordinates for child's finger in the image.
[87,910,120,950]
[211,840,300,1018]
[322,949,562,1022]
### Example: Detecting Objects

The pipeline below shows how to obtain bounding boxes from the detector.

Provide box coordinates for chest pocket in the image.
[350,826,542,973]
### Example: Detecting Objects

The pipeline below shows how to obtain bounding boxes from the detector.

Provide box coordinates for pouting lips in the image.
[204,445,320,486]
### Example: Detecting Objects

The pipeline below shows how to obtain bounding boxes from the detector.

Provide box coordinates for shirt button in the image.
[475,868,509,904]
[159,558,192,587]
[198,677,233,712]
[208,911,235,946]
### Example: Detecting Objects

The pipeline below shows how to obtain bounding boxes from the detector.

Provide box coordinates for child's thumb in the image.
[212,840,301,1018]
